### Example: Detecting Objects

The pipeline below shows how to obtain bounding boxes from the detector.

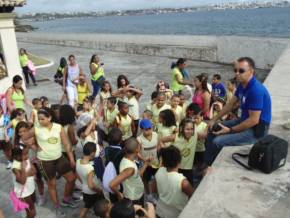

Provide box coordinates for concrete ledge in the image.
[179,145,290,218]
[17,33,290,69]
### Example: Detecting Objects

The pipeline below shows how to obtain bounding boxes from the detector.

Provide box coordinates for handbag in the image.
[232,134,288,174]
[10,186,29,212]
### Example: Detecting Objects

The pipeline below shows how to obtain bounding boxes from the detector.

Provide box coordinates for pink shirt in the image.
[192,90,209,119]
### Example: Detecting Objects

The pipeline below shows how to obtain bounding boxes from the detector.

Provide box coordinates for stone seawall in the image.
[17,33,290,69]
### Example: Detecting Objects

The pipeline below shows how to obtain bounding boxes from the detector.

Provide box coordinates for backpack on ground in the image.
[232,134,288,174]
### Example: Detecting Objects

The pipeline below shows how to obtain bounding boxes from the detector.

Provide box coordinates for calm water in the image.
[28,7,290,37]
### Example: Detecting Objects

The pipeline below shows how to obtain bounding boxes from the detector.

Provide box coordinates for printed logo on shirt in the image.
[47,137,58,144]
[181,147,191,157]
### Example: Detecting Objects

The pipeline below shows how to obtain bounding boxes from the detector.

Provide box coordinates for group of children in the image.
[0,54,241,218]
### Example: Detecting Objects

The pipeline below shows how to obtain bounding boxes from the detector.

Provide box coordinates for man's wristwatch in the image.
[229,127,235,134]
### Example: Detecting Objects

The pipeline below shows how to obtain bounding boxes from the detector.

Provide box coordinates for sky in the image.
[16,0,266,14]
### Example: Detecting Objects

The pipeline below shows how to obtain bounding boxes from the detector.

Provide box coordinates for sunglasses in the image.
[234,68,248,74]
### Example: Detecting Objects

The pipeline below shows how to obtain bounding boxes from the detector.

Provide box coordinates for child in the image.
[110,138,147,205]
[77,74,91,107]
[78,96,99,120]
[40,96,50,108]
[209,97,227,121]
[100,81,112,112]
[137,119,159,202]
[146,91,158,111]
[211,74,227,102]
[11,145,37,218]
[14,121,45,206]
[76,142,104,218]
[179,92,189,120]
[156,81,173,101]
[157,109,178,147]
[191,104,208,169]
[94,198,111,218]
[170,94,183,123]
[151,92,171,128]
[77,117,101,157]
[114,101,135,142]
[0,105,12,169]
[167,118,198,184]
[142,110,153,121]
[5,108,27,142]
[226,78,237,104]
[126,86,143,137]
[103,97,119,135]
[155,146,194,218]
[30,98,42,127]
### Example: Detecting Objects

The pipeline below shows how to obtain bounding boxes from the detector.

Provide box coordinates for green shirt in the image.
[91,63,105,81]
[19,54,29,67]
[171,67,184,92]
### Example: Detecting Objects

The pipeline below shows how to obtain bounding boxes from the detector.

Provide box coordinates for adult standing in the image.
[171,58,192,94]
[23,107,77,217]
[63,55,83,107]
[6,75,32,114]
[19,48,37,86]
[90,54,105,98]
[206,57,272,165]
[192,74,211,119]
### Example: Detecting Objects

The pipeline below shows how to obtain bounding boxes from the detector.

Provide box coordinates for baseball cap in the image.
[140,119,153,129]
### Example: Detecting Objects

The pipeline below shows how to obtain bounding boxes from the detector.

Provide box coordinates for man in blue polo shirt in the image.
[205,57,272,165]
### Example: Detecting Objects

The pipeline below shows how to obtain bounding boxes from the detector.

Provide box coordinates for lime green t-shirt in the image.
[171,67,184,92]
[174,133,197,170]
[91,63,105,81]
[19,54,29,67]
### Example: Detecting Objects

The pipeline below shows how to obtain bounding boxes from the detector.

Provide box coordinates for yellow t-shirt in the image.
[171,67,184,92]
[32,109,40,127]
[137,132,159,168]
[35,123,63,161]
[195,121,208,152]
[100,91,111,105]
[115,114,133,140]
[12,118,26,129]
[151,103,171,127]
[181,103,188,120]
[128,96,139,120]
[119,157,144,200]
[11,90,25,110]
[172,105,183,123]
[104,107,119,133]
[77,83,90,105]
[174,133,197,170]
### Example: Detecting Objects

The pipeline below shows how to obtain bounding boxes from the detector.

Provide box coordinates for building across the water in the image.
[0,0,26,92]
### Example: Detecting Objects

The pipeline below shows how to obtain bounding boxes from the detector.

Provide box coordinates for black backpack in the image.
[232,135,288,174]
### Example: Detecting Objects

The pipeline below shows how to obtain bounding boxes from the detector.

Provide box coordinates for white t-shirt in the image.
[76,159,101,195]
[128,96,139,120]
[156,167,188,212]
[12,160,35,198]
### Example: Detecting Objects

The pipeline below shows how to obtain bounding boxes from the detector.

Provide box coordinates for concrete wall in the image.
[17,33,290,69]
[0,13,23,93]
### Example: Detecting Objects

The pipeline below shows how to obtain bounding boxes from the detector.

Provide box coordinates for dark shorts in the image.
[143,166,158,182]
[22,192,36,211]
[0,140,10,150]
[194,151,205,166]
[83,193,104,209]
[39,155,72,180]
[178,169,193,185]
[125,195,144,207]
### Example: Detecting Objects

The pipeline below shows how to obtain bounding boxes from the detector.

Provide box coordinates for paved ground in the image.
[0,41,270,218]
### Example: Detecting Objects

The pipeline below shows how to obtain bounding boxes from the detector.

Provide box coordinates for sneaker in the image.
[37,195,46,206]
[6,161,12,170]
[55,208,66,218]
[61,199,78,208]
[72,193,82,202]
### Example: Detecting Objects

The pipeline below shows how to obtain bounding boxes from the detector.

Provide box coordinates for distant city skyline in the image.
[16,0,282,14]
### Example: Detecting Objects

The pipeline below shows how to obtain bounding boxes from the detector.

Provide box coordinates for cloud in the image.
[15,0,243,13]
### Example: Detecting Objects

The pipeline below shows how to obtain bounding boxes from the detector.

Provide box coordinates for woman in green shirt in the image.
[90,54,105,98]
[6,75,32,114]
[19,48,37,86]
[171,58,192,94]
